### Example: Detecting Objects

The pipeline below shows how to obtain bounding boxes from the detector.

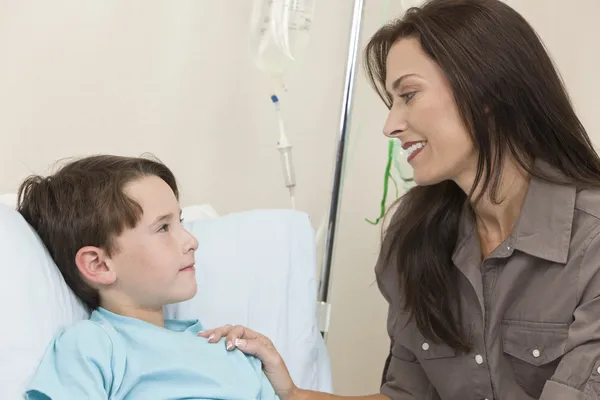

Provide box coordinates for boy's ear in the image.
[75,246,116,286]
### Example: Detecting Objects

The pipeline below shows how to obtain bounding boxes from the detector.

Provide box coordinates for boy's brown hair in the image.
[17,154,179,310]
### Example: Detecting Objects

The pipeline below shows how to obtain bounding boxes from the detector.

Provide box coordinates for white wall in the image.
[1,0,599,395]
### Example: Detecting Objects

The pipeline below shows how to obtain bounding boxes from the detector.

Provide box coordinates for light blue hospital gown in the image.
[25,307,279,399]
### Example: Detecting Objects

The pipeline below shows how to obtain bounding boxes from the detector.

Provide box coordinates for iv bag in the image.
[249,0,315,78]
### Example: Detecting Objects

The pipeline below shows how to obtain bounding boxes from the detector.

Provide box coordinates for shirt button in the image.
[532,349,540,358]
[597,366,600,374]
[422,342,430,351]
[475,354,484,364]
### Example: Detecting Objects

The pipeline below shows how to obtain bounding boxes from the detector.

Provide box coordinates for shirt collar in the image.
[513,159,576,263]
[454,159,576,264]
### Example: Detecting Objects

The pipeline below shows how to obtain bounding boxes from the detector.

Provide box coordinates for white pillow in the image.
[0,193,17,208]
[166,209,331,392]
[0,203,88,400]
[182,203,219,221]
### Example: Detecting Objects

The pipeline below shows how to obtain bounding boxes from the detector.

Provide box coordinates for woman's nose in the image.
[383,108,407,138]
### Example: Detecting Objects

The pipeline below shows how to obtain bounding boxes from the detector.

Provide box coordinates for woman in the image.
[201,0,600,398]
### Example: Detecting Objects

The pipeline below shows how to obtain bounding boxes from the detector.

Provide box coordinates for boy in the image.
[18,155,278,399]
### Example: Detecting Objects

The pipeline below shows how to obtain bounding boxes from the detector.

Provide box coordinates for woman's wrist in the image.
[284,385,308,400]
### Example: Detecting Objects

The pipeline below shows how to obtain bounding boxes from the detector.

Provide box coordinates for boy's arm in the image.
[25,321,114,400]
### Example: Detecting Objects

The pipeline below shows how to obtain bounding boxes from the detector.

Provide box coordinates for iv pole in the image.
[317,0,365,337]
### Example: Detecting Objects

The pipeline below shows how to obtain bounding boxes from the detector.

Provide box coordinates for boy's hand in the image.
[198,325,299,399]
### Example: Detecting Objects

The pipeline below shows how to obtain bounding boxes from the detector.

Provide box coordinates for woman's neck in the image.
[456,159,531,252]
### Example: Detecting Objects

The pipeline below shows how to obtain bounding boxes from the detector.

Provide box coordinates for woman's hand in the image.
[198,325,299,399]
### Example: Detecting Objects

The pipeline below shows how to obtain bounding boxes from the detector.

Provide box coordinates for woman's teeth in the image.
[407,142,426,158]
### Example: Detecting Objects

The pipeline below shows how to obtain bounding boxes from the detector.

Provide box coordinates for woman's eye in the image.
[159,224,169,232]
[400,91,416,103]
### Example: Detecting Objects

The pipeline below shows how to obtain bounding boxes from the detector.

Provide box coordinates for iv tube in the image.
[271,94,297,209]
[366,139,415,225]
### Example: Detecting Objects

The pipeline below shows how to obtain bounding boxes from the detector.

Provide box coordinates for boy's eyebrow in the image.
[150,209,182,226]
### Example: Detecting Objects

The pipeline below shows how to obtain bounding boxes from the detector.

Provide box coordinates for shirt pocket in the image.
[408,333,456,360]
[395,321,457,361]
[420,342,457,360]
[502,320,568,398]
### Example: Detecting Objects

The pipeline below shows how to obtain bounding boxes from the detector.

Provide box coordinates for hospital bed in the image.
[0,194,332,399]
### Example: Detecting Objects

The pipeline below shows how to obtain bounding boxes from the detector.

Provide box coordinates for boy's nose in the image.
[184,229,199,253]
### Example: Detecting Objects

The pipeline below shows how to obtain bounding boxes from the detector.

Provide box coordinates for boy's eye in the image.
[159,224,169,232]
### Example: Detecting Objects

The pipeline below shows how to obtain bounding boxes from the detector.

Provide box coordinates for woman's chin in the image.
[412,164,454,187]
[413,173,439,187]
